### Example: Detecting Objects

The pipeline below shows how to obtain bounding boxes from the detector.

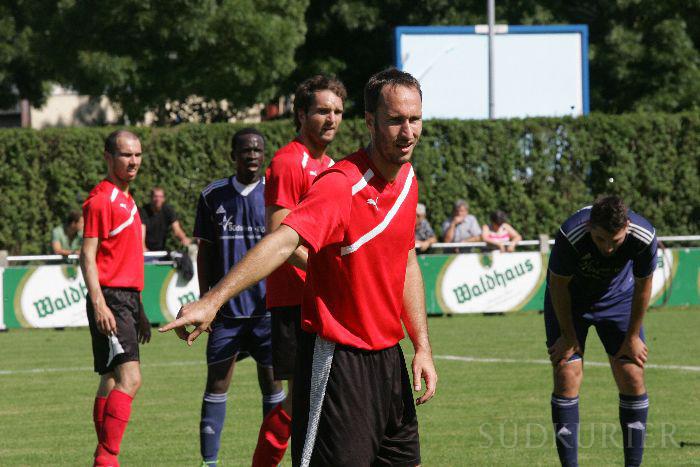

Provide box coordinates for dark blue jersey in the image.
[547,206,657,311]
[194,176,266,318]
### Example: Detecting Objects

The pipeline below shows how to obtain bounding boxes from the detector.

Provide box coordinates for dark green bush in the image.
[0,114,697,254]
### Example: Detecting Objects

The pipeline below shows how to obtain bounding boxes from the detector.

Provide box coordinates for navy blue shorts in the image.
[544,292,645,360]
[206,314,273,367]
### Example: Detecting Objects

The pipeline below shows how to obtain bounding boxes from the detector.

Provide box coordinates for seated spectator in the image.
[482,210,522,252]
[441,199,481,243]
[140,187,191,251]
[51,211,83,256]
[415,203,437,252]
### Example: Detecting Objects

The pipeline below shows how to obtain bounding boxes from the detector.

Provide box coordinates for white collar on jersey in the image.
[231,176,263,196]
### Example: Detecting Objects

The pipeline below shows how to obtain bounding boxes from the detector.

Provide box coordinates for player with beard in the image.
[251,75,346,466]
[192,128,283,466]
[160,68,437,466]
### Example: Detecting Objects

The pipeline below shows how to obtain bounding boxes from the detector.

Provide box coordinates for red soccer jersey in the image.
[82,179,144,291]
[264,138,335,308]
[282,149,418,350]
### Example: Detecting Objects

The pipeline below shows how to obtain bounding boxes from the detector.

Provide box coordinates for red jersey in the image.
[264,139,335,308]
[282,149,418,350]
[82,179,144,291]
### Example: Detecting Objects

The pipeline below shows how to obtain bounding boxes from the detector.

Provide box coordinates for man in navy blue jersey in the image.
[545,196,657,467]
[193,128,284,466]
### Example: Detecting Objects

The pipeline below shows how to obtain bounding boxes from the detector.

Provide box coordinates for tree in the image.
[0,1,55,109]
[293,0,700,115]
[0,0,308,123]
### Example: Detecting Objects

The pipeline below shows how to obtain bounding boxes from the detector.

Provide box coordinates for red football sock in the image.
[98,389,133,457]
[251,404,292,467]
[93,396,108,440]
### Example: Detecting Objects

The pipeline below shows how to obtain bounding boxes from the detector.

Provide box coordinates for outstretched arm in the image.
[401,249,437,405]
[267,205,308,271]
[160,225,301,344]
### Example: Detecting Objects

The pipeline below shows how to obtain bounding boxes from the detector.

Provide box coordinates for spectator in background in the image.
[415,203,437,252]
[140,187,191,251]
[441,199,481,243]
[51,211,84,256]
[482,210,522,252]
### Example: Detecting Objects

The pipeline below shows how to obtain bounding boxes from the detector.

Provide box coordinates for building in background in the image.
[0,85,290,129]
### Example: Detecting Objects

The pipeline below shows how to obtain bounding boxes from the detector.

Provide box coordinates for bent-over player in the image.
[546,196,657,467]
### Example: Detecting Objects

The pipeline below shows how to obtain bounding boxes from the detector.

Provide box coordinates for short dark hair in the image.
[104,130,139,155]
[65,210,82,225]
[151,186,165,196]
[231,127,265,152]
[293,75,347,131]
[590,195,629,233]
[364,68,422,114]
[490,210,508,225]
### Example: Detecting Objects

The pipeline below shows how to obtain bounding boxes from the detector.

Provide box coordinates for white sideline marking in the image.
[0,360,202,376]
[1,355,699,376]
[434,355,700,373]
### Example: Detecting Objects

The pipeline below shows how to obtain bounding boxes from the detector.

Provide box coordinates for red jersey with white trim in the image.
[264,138,335,308]
[282,148,418,350]
[82,179,144,291]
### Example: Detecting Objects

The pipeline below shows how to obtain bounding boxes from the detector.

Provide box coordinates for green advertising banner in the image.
[420,248,699,315]
[1,248,698,327]
[0,263,199,329]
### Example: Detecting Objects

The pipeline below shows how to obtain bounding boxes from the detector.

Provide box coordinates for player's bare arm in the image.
[401,249,437,405]
[615,274,652,367]
[160,225,301,344]
[266,205,308,270]
[80,237,116,335]
[547,270,581,366]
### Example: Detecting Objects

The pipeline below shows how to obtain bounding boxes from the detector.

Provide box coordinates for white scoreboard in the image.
[395,25,589,120]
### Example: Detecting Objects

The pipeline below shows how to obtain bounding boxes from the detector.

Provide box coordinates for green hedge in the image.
[0,114,698,254]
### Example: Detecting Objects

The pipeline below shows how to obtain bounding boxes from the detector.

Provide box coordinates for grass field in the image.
[1,306,699,466]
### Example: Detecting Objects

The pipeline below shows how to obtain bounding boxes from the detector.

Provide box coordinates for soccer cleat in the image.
[200,461,218,466]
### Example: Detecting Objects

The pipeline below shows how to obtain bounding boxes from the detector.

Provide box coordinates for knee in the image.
[207,379,229,394]
[118,371,142,396]
[554,363,583,397]
[615,364,645,395]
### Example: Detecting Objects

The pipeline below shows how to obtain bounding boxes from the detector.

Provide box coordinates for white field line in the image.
[434,355,700,373]
[0,359,202,376]
[1,355,699,376]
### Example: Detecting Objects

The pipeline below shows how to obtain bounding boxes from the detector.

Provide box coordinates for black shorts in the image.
[270,305,302,380]
[86,287,141,375]
[291,331,420,467]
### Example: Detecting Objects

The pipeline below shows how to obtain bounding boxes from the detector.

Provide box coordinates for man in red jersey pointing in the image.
[252,74,346,466]
[81,130,151,467]
[161,69,437,466]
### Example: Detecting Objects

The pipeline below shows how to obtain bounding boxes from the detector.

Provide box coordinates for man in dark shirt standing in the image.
[140,187,191,251]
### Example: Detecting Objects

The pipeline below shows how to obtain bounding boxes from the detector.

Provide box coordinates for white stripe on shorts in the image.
[301,336,336,467]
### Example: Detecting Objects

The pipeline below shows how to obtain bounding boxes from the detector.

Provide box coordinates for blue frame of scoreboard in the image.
[394,25,590,115]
